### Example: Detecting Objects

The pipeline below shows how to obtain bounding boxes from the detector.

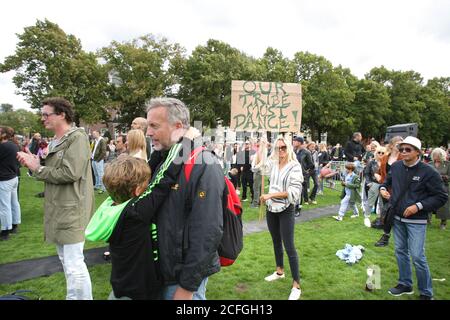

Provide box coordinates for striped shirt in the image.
[263,159,303,213]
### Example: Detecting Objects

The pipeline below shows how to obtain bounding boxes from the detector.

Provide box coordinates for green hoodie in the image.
[85,143,182,242]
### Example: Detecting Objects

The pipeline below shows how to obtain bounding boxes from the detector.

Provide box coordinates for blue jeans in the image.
[92,159,105,191]
[161,277,208,300]
[393,219,433,297]
[0,177,21,231]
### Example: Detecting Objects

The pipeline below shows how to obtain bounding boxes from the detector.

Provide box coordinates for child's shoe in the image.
[332,215,343,221]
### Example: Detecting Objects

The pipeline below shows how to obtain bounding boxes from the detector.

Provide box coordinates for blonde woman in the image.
[362,146,386,227]
[317,142,330,195]
[375,136,404,246]
[429,148,450,229]
[127,129,147,162]
[257,136,303,300]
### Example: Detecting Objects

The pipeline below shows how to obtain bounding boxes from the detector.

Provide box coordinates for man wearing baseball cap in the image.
[380,136,448,300]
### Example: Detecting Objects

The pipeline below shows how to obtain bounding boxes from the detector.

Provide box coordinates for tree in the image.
[177,39,257,128]
[0,19,109,124]
[367,67,425,128]
[0,109,47,137]
[99,34,185,129]
[256,48,294,83]
[291,52,355,142]
[350,79,391,142]
[418,77,450,146]
[1,104,13,113]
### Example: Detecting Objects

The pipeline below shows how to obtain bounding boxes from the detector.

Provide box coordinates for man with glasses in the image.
[380,136,447,300]
[17,97,94,299]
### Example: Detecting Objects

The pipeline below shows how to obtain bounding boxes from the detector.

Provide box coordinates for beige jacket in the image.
[35,127,95,245]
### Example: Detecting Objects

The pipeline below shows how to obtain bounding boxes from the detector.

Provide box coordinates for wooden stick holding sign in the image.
[257,136,269,221]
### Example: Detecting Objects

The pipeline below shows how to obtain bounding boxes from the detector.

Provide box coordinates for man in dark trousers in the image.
[293,136,314,206]
[380,136,447,300]
[238,140,255,202]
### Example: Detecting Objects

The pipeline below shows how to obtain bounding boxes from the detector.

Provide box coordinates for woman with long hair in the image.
[374,136,404,247]
[127,129,147,162]
[317,142,330,195]
[429,148,450,229]
[362,145,385,227]
[257,135,303,300]
[0,126,21,240]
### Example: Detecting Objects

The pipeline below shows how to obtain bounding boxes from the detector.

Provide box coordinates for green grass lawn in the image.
[1,171,449,300]
[0,171,109,264]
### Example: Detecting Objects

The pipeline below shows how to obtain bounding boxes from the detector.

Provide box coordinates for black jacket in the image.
[344,139,363,162]
[331,146,343,161]
[296,148,314,177]
[0,141,20,181]
[381,160,448,223]
[153,137,224,292]
[108,152,183,300]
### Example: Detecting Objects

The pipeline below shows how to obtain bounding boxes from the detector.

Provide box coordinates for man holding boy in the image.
[146,97,225,300]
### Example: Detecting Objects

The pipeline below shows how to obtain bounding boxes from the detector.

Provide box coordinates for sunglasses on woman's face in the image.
[377,152,385,155]
[276,145,287,152]
[399,147,413,153]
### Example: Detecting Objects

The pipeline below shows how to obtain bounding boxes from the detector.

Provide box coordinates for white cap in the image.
[400,136,421,151]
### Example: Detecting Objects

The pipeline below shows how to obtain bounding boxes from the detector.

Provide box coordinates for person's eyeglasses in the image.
[399,147,413,153]
[377,152,385,155]
[41,112,56,119]
[276,146,287,152]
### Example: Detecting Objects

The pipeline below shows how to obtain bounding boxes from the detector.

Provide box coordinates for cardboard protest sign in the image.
[230,80,302,132]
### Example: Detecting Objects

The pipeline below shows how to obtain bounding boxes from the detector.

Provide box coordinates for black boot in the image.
[375,233,390,247]
[0,230,10,241]
[10,224,19,234]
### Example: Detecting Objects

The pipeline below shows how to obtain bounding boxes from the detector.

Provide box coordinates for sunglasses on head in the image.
[276,145,287,151]
[399,147,414,153]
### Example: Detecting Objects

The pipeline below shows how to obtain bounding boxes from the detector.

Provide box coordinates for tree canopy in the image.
[1,19,449,145]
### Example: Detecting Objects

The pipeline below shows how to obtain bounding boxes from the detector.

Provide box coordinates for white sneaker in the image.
[333,215,343,221]
[264,272,285,282]
[288,287,302,300]
[350,213,359,218]
[364,218,371,228]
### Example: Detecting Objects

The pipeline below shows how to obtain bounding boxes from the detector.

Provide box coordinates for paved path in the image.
[244,204,340,235]
[0,205,340,285]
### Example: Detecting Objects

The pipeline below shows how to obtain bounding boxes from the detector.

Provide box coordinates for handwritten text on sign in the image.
[230,81,302,132]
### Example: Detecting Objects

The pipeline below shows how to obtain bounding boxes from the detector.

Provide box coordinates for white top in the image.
[129,149,147,162]
[263,159,303,213]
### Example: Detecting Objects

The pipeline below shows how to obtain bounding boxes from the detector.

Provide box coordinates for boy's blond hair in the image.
[103,155,151,204]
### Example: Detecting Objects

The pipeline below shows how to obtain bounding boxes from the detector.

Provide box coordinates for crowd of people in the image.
[1,96,449,301]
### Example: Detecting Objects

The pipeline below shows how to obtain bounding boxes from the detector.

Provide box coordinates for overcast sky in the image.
[1,0,449,110]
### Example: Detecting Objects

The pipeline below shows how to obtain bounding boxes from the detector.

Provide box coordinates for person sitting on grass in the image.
[333,162,361,221]
[85,144,183,300]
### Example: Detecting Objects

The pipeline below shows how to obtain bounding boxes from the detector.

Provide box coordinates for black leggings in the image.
[266,205,300,283]
[381,198,393,234]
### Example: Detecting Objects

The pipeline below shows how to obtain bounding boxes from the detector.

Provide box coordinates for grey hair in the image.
[431,147,446,163]
[146,97,190,129]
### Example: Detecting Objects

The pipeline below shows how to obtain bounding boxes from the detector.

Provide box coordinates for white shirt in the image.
[263,159,304,213]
